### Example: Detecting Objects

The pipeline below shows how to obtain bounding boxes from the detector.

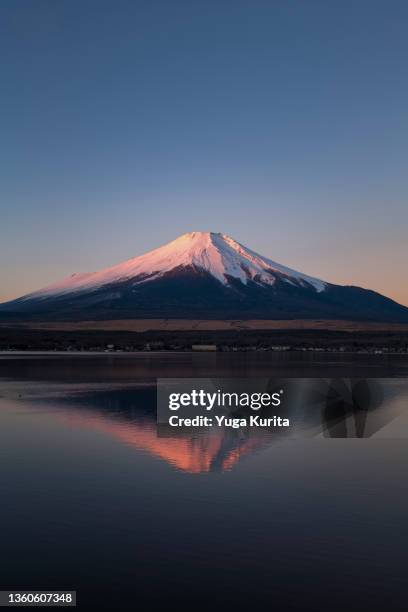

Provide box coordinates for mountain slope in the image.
[15,231,327,299]
[1,232,407,323]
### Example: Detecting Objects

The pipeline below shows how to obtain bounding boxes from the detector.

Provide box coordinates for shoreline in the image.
[1,348,408,356]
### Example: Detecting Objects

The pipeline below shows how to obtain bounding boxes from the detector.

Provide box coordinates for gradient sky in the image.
[1,0,407,305]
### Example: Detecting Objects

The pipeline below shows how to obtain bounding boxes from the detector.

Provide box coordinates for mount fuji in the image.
[1,231,407,322]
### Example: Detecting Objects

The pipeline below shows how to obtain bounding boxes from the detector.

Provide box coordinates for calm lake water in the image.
[1,352,408,610]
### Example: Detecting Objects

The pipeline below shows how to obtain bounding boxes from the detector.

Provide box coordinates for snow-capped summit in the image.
[20,231,326,300]
[1,231,408,323]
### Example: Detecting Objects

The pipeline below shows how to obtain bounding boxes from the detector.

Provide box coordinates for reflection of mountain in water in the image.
[34,379,403,473]
[66,409,269,473]
[48,387,272,473]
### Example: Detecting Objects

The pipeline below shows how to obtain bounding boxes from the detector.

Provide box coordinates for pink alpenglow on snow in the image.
[20,232,327,300]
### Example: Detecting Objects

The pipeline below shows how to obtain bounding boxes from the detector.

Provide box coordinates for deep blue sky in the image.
[1,0,407,304]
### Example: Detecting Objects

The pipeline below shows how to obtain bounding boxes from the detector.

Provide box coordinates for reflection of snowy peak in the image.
[21,231,327,300]
[1,231,408,323]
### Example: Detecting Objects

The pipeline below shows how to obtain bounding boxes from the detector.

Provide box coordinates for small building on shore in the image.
[191,344,217,352]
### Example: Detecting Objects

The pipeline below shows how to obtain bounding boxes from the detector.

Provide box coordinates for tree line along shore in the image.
[1,327,408,353]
